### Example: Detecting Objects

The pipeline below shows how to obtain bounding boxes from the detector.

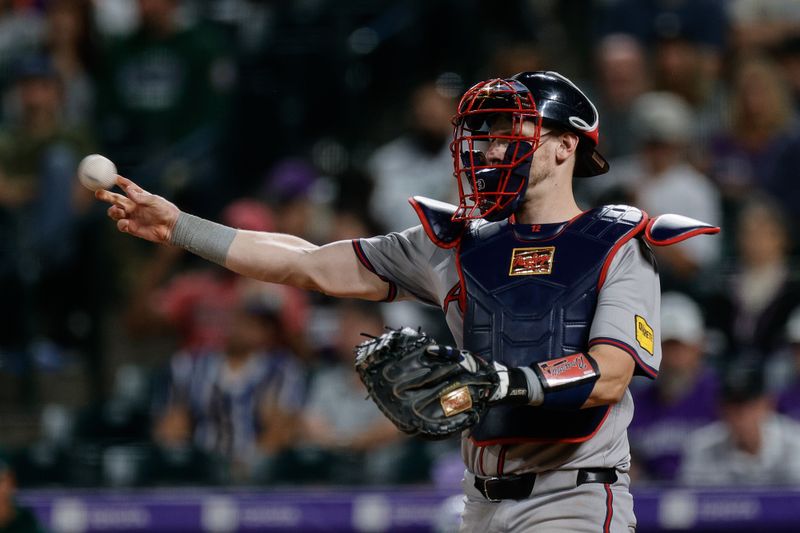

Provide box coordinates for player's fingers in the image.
[117,218,139,234]
[116,175,139,190]
[96,189,136,211]
[108,205,126,221]
[116,176,148,199]
[94,189,115,204]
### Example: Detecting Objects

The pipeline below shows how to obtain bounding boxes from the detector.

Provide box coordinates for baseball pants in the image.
[459,470,636,532]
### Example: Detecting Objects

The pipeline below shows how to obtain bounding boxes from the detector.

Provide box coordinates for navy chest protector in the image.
[408,196,719,444]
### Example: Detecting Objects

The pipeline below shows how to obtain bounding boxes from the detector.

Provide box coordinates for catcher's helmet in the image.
[511,71,608,178]
[450,71,608,222]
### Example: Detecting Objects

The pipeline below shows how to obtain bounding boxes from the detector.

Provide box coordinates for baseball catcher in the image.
[97,71,719,532]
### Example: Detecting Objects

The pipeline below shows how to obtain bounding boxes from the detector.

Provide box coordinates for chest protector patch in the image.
[459,205,646,444]
[509,247,555,276]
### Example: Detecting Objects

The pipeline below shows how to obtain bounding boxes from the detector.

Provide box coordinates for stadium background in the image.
[1,0,800,531]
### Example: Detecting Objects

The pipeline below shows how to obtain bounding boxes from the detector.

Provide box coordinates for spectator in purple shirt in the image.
[628,292,720,483]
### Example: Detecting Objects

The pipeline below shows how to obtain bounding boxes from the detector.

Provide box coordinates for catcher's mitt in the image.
[354,327,498,440]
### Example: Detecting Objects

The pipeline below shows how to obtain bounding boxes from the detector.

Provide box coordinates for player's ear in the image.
[555,132,579,164]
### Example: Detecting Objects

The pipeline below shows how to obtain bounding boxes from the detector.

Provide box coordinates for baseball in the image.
[77,154,117,191]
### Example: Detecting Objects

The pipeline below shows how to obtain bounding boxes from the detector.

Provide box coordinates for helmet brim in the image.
[574,147,609,177]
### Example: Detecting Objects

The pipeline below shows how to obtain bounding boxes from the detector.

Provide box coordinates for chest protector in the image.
[462,205,645,443]
[408,196,718,445]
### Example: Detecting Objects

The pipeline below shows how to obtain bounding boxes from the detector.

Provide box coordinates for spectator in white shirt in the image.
[679,364,800,486]
[367,81,457,233]
[580,91,722,285]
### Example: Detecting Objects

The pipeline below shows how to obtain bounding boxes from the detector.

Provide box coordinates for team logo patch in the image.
[509,247,555,276]
[635,315,654,355]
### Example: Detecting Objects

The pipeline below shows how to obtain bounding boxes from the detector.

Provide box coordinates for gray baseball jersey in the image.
[356,222,661,476]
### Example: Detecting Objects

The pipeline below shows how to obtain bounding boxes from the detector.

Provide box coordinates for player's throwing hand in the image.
[95,176,180,244]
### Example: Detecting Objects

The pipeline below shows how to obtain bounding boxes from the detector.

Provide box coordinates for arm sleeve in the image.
[354,225,443,306]
[589,239,662,378]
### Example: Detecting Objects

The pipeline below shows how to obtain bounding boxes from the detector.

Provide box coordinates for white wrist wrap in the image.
[490,363,543,405]
[490,362,511,402]
[520,366,544,405]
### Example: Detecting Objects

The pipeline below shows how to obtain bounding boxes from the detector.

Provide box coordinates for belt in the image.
[473,468,618,502]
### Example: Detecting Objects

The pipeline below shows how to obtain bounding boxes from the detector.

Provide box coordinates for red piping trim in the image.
[443,283,461,315]
[597,213,649,290]
[589,337,658,379]
[351,240,398,303]
[386,281,397,302]
[603,483,614,533]
[497,446,507,476]
[468,406,612,447]
[644,217,721,247]
[352,239,374,272]
[454,239,467,314]
[408,197,461,249]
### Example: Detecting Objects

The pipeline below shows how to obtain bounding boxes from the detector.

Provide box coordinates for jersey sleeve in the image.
[354,225,442,306]
[589,239,662,378]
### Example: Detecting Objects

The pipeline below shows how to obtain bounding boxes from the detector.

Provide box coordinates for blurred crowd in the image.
[1,0,800,493]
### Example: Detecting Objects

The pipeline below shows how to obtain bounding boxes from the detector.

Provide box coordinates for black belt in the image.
[474,468,618,502]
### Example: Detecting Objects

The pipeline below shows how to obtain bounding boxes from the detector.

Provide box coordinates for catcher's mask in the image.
[450,78,542,222]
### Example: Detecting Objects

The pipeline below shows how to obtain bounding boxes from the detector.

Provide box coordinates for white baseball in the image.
[77,154,117,191]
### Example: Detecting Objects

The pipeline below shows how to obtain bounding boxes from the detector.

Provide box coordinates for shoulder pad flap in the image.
[644,214,720,246]
[596,204,645,226]
[409,196,465,248]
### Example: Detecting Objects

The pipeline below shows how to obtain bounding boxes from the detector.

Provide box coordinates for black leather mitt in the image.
[354,327,498,440]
